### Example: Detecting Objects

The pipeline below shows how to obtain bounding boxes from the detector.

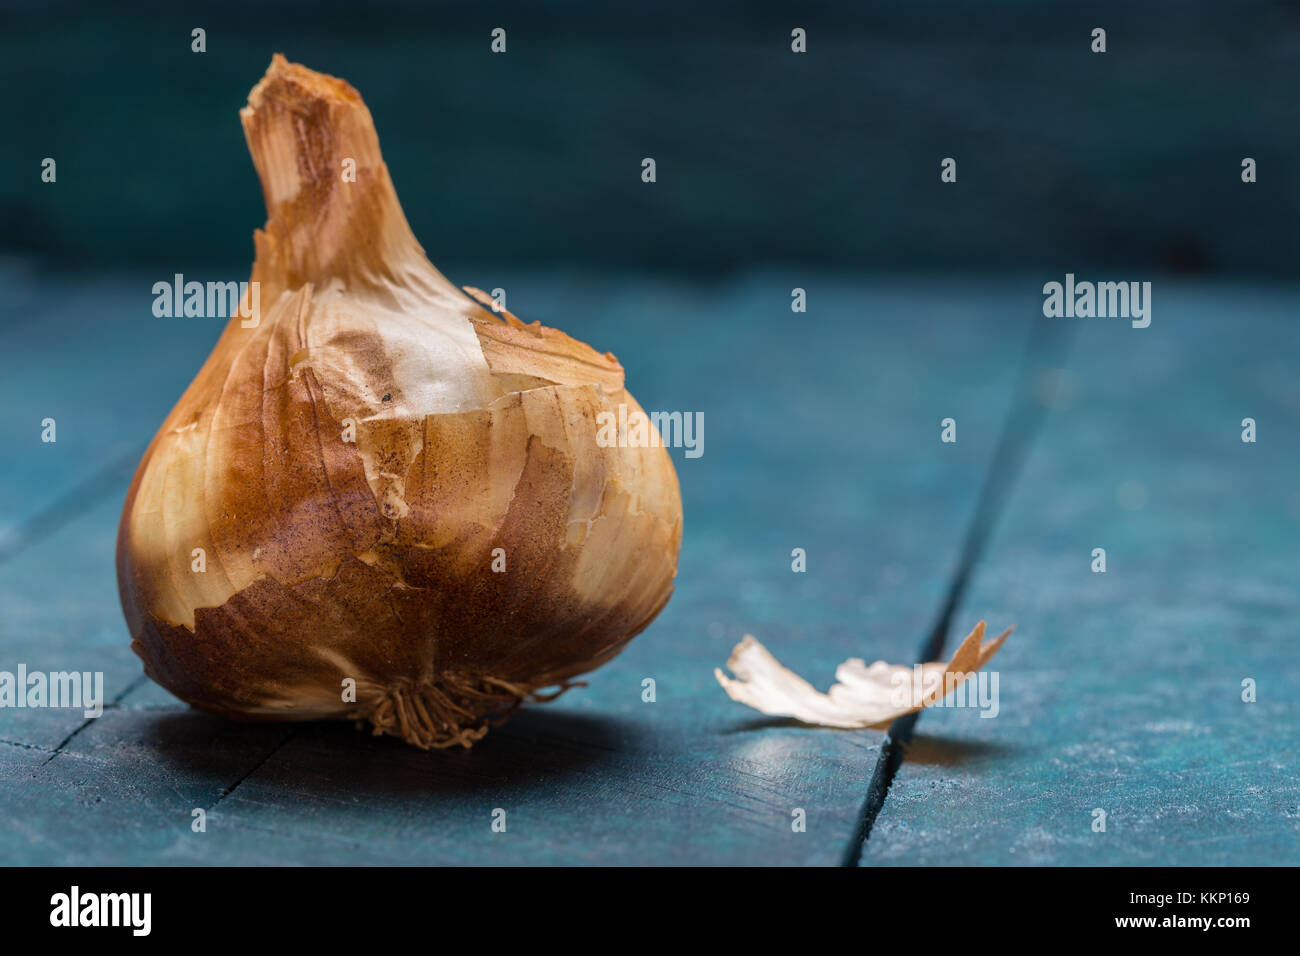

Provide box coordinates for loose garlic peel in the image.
[715,621,1012,728]
[116,55,682,749]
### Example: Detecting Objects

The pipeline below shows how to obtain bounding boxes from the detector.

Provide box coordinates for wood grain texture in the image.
[864,284,1300,865]
[0,270,218,529]
[0,274,1028,864]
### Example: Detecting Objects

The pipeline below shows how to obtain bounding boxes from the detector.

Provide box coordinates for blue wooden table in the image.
[1,266,1295,865]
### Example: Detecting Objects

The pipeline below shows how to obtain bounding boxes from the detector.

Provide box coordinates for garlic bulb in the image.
[116,55,682,749]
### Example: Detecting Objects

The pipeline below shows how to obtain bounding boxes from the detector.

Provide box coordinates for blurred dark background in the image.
[2,0,1298,279]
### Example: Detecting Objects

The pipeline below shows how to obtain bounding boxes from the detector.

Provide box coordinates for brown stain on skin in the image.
[122,381,682,740]
[117,56,683,749]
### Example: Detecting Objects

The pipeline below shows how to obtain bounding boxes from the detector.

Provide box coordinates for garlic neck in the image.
[240,54,457,305]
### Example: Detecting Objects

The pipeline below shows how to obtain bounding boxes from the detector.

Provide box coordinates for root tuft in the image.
[359,673,584,749]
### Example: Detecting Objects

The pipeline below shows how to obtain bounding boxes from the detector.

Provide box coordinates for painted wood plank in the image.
[0,717,290,866]
[1,275,1030,864]
[0,491,141,750]
[863,282,1300,866]
[0,265,219,536]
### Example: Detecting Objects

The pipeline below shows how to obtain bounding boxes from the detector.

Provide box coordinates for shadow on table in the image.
[719,715,813,734]
[720,718,1022,765]
[144,706,650,799]
[903,733,1023,765]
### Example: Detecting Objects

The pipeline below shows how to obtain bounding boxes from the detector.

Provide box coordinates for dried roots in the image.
[360,673,582,749]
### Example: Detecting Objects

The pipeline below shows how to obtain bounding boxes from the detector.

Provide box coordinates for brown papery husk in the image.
[116,55,682,749]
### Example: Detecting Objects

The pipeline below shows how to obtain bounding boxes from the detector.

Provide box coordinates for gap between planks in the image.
[839,317,1075,867]
[6,317,1074,863]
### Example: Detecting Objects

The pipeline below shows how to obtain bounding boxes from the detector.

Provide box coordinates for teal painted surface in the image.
[0,271,215,522]
[864,284,1300,865]
[0,272,1034,865]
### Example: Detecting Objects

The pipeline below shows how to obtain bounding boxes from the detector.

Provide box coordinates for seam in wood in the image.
[40,674,151,766]
[211,728,297,808]
[839,317,1074,867]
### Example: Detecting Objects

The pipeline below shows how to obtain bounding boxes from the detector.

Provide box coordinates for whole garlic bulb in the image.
[116,55,683,749]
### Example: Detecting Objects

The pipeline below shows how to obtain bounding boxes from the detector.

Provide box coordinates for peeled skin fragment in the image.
[116,55,683,749]
[715,621,1011,729]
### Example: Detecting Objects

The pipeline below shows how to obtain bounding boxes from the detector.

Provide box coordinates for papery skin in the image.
[715,621,1011,729]
[116,56,682,748]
